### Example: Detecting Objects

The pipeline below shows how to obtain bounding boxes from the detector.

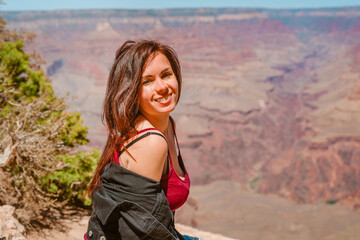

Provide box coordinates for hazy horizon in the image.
[1,0,359,12]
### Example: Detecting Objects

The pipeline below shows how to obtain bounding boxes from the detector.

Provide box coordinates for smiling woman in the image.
[84,40,200,240]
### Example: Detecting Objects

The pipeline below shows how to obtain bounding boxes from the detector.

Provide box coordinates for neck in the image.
[139,112,170,136]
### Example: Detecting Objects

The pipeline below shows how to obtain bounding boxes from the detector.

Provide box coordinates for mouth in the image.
[154,93,172,103]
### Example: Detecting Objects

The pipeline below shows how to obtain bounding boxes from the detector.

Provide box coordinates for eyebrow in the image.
[142,67,171,79]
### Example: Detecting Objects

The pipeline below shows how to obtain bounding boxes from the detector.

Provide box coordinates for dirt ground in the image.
[25,216,236,240]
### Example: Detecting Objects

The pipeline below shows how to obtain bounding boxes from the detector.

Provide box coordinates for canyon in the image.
[1,7,360,238]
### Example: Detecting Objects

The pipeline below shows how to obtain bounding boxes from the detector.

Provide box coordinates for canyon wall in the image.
[2,7,360,208]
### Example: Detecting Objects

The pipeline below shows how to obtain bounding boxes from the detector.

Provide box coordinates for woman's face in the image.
[139,52,179,118]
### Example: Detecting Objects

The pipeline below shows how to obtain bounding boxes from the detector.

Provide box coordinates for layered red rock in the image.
[2,7,360,209]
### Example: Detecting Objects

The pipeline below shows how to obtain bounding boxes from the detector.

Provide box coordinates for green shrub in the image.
[0,17,96,228]
[39,149,100,206]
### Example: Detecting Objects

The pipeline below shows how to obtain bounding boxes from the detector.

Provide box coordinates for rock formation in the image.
[0,205,26,240]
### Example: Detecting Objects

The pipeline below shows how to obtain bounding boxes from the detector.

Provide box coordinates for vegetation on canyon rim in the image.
[0,17,99,229]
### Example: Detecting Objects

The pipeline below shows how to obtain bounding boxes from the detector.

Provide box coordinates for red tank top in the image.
[160,151,190,211]
[113,125,190,211]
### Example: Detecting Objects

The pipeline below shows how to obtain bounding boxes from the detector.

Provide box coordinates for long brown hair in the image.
[86,40,182,196]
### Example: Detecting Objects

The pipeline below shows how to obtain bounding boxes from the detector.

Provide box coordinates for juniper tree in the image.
[0,17,98,229]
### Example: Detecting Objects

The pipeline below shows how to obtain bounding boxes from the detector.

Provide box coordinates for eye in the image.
[142,79,151,85]
[162,72,172,78]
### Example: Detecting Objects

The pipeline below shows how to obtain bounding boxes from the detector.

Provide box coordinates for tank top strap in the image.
[169,116,181,156]
[168,149,174,168]
[137,127,159,134]
[119,131,166,155]
[168,116,188,174]
[114,128,166,165]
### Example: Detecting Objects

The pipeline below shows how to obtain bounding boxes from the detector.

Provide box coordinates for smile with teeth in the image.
[155,94,171,102]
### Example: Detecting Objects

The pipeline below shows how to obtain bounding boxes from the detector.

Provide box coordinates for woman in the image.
[85,40,199,240]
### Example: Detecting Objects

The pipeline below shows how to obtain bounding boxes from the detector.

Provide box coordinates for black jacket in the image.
[85,162,184,240]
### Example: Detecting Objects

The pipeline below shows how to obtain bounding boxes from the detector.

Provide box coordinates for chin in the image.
[160,106,176,114]
[155,106,176,116]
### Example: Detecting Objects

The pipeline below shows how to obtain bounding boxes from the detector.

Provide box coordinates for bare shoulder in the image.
[123,130,168,182]
[133,118,167,152]
[134,131,168,153]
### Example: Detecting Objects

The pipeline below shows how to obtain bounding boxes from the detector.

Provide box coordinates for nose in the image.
[154,77,168,93]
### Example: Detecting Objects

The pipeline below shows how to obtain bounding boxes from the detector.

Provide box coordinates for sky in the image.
[1,0,360,11]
